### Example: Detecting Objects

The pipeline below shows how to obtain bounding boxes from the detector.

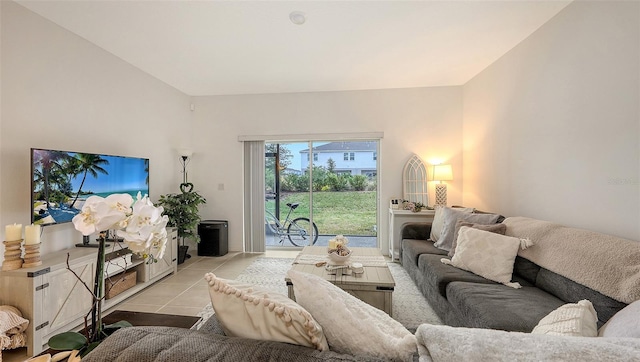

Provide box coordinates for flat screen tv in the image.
[31,148,150,226]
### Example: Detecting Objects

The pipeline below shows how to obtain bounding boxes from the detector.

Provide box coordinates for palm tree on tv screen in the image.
[34,150,68,209]
[71,153,109,208]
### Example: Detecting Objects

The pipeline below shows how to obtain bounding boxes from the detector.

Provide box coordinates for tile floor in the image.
[3,249,300,362]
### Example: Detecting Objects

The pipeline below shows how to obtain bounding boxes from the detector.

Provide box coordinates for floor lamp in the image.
[433,164,453,206]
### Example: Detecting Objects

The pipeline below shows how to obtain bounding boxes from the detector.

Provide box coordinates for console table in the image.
[388,208,435,261]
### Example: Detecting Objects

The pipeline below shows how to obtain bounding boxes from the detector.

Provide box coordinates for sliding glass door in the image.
[265,140,378,248]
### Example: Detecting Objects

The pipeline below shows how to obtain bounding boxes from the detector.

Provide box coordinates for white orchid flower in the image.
[73,193,167,262]
[117,194,169,260]
[72,194,133,235]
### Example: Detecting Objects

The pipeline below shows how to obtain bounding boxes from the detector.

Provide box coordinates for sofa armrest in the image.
[401,222,433,241]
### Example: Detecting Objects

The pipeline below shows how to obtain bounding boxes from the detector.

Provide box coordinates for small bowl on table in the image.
[328,246,352,265]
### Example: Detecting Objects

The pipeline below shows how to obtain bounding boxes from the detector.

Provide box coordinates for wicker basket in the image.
[105,270,137,299]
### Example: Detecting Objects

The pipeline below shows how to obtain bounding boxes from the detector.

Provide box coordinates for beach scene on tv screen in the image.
[32,149,149,226]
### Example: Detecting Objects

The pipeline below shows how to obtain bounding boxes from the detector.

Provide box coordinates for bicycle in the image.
[265,201,319,247]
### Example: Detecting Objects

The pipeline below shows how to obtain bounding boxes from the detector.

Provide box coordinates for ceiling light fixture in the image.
[289,11,306,25]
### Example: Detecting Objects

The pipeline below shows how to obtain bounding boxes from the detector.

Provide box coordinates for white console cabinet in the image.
[0,228,177,356]
[388,208,435,261]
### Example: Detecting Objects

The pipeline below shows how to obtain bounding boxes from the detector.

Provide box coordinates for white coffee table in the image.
[285,246,395,315]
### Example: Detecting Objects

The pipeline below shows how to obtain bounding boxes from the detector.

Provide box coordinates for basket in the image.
[105,270,137,299]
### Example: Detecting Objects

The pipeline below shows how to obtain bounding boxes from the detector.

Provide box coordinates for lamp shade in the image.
[432,164,453,181]
[176,147,193,158]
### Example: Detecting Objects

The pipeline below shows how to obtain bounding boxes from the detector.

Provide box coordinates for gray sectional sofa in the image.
[400,217,630,332]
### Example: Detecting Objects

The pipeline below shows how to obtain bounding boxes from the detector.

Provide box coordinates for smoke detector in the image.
[289,11,306,25]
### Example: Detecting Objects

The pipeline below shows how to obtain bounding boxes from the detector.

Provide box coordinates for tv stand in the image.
[0,229,178,357]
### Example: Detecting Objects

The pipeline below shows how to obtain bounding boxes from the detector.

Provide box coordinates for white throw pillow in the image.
[442,227,530,288]
[430,206,473,242]
[204,273,328,350]
[599,299,640,338]
[286,269,417,361]
[532,300,598,337]
[434,207,499,251]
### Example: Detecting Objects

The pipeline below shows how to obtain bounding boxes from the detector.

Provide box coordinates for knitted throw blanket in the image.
[0,306,29,351]
[503,217,640,304]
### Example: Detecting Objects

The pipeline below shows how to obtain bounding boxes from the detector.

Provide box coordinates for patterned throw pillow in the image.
[441,227,534,288]
[448,221,507,257]
[532,300,598,337]
[434,207,500,251]
[204,273,328,350]
[430,206,473,242]
[287,269,417,361]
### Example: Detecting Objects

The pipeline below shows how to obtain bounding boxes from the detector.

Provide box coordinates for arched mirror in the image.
[402,154,429,206]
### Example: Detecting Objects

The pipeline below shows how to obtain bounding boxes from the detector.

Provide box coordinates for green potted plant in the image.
[158,183,206,264]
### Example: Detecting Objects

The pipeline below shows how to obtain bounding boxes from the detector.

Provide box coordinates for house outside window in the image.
[344,152,354,161]
[313,153,318,161]
[373,152,377,161]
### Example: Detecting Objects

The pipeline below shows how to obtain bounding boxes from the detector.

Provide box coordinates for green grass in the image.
[266,191,376,236]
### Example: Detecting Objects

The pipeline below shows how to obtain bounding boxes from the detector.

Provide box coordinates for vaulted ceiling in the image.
[16,1,571,96]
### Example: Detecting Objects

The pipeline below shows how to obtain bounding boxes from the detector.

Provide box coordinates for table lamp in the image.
[432,164,453,206]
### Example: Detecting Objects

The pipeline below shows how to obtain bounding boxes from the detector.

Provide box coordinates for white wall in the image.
[192,87,463,253]
[463,1,639,241]
[0,1,192,261]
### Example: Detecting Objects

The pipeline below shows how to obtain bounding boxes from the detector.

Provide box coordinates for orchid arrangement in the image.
[72,192,169,261]
[49,193,168,355]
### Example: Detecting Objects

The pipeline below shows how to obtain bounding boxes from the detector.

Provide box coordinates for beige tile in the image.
[126,284,188,305]
[166,290,211,308]
[158,268,209,285]
[186,258,229,271]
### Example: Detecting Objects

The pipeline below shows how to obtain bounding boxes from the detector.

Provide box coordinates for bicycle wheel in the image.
[287,217,319,247]
[265,211,280,235]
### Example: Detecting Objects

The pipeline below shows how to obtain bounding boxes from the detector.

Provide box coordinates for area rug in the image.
[197,257,442,330]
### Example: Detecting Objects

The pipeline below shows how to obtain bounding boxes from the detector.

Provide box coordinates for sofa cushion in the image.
[418,253,496,298]
[534,268,627,327]
[446,281,565,332]
[435,207,500,251]
[82,326,375,362]
[531,300,598,337]
[402,239,448,266]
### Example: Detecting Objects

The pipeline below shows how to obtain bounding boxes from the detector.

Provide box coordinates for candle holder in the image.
[2,239,24,271]
[23,243,42,268]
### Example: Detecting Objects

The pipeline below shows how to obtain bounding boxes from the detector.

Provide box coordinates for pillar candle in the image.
[25,224,41,245]
[5,223,22,241]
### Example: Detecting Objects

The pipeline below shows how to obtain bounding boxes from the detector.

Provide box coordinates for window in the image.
[313,153,318,161]
[344,152,354,161]
[373,152,377,161]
